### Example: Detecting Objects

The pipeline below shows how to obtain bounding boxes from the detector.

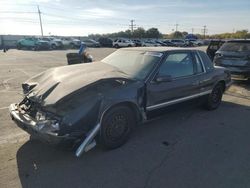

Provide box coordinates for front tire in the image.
[98,106,135,150]
[205,83,223,110]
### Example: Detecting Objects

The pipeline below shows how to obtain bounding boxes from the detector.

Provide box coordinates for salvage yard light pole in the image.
[37,5,44,37]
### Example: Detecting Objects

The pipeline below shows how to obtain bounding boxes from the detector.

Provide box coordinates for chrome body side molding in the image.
[146,90,212,111]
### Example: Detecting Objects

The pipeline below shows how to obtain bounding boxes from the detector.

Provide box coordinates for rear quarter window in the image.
[198,51,214,72]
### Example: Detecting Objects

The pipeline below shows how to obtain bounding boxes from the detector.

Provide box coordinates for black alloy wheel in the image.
[98,106,135,150]
[205,83,224,110]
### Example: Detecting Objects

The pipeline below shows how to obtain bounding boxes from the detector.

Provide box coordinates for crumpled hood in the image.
[24,62,129,106]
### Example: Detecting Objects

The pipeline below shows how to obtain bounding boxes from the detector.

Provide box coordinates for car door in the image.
[29,38,36,47]
[146,51,202,111]
[22,38,30,47]
[121,39,126,47]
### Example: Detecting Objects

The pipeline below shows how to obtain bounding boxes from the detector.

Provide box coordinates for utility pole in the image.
[37,5,43,36]
[129,20,136,34]
[202,25,207,39]
[192,28,194,34]
[174,23,179,32]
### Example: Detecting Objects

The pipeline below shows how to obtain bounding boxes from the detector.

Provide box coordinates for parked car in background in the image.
[162,40,176,47]
[61,37,81,49]
[132,39,142,47]
[206,40,225,61]
[81,39,100,47]
[186,39,204,46]
[142,40,161,47]
[112,38,135,48]
[170,39,187,47]
[98,37,113,47]
[10,47,231,157]
[153,40,169,46]
[40,37,63,49]
[17,37,50,50]
[213,40,250,80]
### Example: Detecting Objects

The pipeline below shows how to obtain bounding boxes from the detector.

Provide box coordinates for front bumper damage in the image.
[9,103,100,156]
[9,103,67,145]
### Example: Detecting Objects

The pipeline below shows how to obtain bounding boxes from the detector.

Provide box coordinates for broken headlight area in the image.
[19,97,61,135]
[35,110,61,135]
[36,119,60,135]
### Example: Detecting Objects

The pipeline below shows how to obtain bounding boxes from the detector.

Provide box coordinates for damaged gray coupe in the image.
[9,47,232,157]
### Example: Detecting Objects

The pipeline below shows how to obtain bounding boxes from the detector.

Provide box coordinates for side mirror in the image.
[155,75,173,83]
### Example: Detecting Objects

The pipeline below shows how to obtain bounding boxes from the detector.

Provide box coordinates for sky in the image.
[0,0,250,36]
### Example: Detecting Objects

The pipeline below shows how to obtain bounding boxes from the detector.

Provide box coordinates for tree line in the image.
[88,27,250,40]
[89,27,162,39]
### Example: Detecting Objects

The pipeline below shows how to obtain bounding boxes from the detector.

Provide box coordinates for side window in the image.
[194,53,204,73]
[158,53,194,78]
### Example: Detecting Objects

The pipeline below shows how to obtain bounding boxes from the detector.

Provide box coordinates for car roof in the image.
[120,47,203,53]
[226,39,250,43]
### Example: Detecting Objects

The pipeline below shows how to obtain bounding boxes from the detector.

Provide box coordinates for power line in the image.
[0,11,36,14]
[42,13,129,26]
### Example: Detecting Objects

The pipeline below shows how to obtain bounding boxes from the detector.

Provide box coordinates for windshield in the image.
[101,50,162,80]
[220,42,250,52]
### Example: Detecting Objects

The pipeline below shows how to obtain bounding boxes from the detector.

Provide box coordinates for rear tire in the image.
[98,106,135,150]
[205,83,223,110]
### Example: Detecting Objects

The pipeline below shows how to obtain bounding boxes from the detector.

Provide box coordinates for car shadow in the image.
[16,100,250,188]
[226,80,250,100]
[233,79,250,89]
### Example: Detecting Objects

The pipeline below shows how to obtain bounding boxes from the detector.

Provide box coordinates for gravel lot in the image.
[0,48,249,188]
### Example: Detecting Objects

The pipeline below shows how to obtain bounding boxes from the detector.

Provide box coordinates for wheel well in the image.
[217,80,226,92]
[102,102,142,124]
